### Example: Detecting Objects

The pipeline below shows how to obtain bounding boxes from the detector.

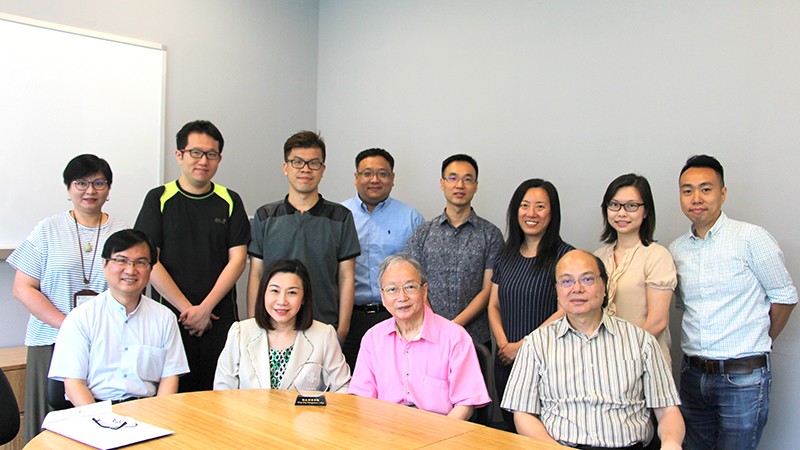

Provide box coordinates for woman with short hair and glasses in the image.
[594,174,677,364]
[7,154,125,442]
[488,178,574,432]
[214,259,351,392]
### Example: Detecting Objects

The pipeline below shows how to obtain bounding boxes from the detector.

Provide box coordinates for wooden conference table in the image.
[27,389,568,449]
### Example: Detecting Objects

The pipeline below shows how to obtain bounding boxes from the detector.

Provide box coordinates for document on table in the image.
[42,401,173,449]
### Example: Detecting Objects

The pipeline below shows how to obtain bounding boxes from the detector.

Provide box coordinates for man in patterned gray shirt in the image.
[404,154,502,347]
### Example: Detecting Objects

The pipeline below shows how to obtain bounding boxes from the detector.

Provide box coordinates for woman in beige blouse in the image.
[594,174,677,364]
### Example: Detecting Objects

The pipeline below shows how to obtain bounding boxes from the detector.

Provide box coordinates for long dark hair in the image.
[501,178,563,270]
[600,173,656,246]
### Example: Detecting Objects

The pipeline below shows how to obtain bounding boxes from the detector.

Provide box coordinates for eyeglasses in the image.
[381,282,424,297]
[180,148,221,160]
[287,158,324,170]
[92,416,138,430]
[105,257,152,270]
[72,179,109,191]
[443,175,476,185]
[556,274,599,289]
[607,201,644,212]
[357,170,392,180]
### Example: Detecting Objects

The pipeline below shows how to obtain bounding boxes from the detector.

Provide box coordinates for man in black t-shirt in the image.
[135,120,249,392]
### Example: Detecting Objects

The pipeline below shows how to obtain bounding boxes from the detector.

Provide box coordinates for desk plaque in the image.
[289,362,330,406]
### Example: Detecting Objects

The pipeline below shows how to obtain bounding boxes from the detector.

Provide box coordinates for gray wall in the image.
[315,2,799,449]
[2,1,798,447]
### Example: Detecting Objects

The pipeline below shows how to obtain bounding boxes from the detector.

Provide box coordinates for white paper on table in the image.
[42,401,173,449]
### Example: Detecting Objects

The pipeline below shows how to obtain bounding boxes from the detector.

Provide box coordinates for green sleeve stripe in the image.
[159,181,180,212]
[213,183,235,217]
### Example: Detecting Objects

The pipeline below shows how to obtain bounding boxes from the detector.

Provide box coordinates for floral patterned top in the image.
[269,346,294,389]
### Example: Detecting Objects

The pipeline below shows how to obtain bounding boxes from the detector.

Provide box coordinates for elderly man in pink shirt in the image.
[349,254,490,419]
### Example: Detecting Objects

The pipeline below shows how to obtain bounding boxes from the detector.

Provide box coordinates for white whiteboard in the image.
[0,13,164,251]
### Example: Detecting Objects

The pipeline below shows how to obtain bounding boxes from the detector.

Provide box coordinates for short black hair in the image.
[63,154,113,187]
[680,154,724,186]
[102,229,156,263]
[600,173,657,246]
[440,154,478,180]
[284,131,326,162]
[176,120,224,153]
[254,259,314,331]
[355,148,394,171]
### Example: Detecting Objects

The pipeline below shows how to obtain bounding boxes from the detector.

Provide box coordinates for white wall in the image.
[316,1,800,448]
[0,0,319,345]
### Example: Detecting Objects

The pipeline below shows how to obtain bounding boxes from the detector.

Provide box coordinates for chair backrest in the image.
[0,368,20,445]
[47,378,74,411]
[472,342,493,426]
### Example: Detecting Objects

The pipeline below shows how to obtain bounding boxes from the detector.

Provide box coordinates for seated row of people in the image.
[45,236,675,449]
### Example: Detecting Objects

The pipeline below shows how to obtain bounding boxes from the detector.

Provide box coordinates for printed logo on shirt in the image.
[215,217,228,225]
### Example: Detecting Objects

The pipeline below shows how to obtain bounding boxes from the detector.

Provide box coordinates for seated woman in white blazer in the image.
[214,259,350,392]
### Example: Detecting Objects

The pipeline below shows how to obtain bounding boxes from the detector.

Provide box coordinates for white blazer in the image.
[213,319,351,392]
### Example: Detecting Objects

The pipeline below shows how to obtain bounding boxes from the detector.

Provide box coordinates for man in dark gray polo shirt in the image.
[247,131,360,343]
[404,154,502,346]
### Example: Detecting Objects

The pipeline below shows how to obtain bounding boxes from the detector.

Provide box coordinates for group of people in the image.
[8,119,796,450]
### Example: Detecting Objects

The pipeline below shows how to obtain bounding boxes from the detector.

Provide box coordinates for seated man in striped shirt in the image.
[501,250,684,450]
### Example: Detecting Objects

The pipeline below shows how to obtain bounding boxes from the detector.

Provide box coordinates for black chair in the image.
[0,368,20,445]
[47,378,74,411]
[472,342,493,426]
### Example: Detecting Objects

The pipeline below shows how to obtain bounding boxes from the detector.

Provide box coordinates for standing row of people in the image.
[9,118,796,450]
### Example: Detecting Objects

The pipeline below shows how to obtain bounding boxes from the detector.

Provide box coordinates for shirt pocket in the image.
[419,374,451,413]
[134,345,166,382]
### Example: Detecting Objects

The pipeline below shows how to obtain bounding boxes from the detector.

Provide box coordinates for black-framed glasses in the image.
[442,175,476,185]
[92,416,138,430]
[381,282,424,297]
[105,257,152,270]
[556,274,599,289]
[286,158,324,170]
[180,148,221,160]
[357,170,392,180]
[607,201,644,212]
[73,179,109,191]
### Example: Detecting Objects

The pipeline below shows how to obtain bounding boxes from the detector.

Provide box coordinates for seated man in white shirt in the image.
[49,229,189,405]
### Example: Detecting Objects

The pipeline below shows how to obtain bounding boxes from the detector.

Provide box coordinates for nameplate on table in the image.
[295,394,327,406]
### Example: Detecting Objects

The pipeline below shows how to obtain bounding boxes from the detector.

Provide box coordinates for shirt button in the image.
[123,374,127,378]
[124,347,128,351]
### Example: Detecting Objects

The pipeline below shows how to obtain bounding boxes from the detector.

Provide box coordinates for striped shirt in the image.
[491,242,574,343]
[670,212,798,359]
[501,312,680,448]
[7,212,126,346]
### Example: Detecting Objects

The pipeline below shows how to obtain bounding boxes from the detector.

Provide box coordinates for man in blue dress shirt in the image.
[341,148,424,368]
[670,154,797,450]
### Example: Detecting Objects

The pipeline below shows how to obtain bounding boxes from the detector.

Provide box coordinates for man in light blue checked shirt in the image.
[670,154,797,450]
[341,148,424,368]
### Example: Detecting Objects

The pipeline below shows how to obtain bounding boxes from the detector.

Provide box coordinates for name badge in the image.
[73,289,100,309]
